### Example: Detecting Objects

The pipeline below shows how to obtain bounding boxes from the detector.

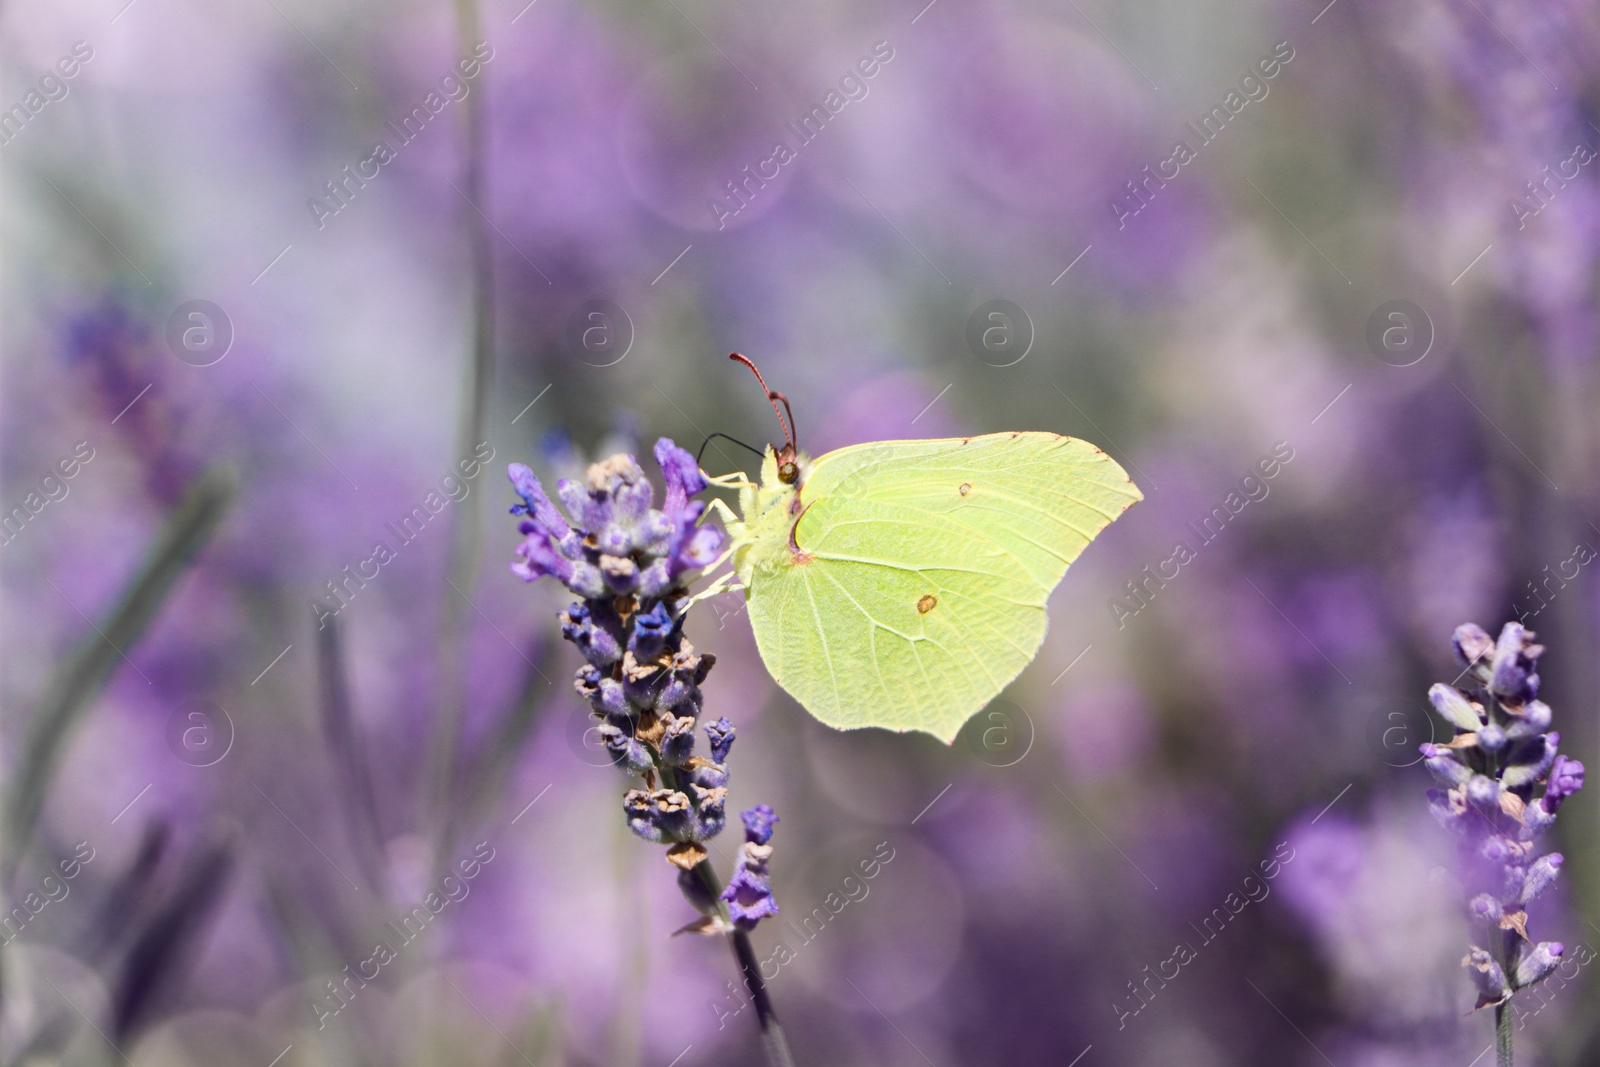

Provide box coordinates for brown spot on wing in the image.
[958,482,972,496]
[916,594,937,614]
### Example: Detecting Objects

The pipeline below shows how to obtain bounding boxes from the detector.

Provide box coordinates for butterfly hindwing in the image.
[743,432,1141,741]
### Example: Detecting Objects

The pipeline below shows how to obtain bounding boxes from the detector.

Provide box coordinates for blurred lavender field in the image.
[3,0,1598,1063]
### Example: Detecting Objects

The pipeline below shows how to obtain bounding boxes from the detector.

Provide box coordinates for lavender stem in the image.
[694,860,797,1067]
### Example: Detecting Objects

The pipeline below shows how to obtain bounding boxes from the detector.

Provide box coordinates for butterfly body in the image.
[729,447,812,588]
[717,430,1141,743]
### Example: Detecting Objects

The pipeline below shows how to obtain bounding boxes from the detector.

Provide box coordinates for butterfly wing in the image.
[744,432,1141,741]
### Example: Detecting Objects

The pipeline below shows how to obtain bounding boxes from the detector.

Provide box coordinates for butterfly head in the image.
[756,443,811,514]
[729,352,804,492]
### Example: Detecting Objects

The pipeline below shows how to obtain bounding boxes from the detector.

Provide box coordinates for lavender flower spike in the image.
[506,438,780,904]
[1419,623,1583,1063]
[508,439,795,1065]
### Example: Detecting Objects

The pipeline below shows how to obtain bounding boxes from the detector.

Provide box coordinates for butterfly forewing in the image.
[744,432,1141,741]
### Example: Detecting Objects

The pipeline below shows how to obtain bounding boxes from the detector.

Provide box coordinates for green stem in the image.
[4,468,235,881]
[691,859,797,1067]
[1496,999,1513,1067]
[429,0,496,843]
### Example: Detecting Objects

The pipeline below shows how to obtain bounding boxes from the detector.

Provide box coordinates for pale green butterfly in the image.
[693,355,1143,743]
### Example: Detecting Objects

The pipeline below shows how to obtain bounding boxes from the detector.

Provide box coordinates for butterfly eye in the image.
[778,461,799,484]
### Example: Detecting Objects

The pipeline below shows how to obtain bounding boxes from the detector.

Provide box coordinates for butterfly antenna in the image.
[729,353,796,457]
[696,431,765,466]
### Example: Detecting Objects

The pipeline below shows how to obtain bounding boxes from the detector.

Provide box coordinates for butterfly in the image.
[694,354,1142,743]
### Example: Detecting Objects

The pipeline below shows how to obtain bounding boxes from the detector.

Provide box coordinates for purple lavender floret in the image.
[1419,622,1582,1011]
[508,438,778,928]
[723,866,781,927]
[741,804,779,845]
[705,717,736,763]
[721,806,781,929]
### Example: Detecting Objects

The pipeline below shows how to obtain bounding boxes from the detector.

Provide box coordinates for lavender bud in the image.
[555,477,592,528]
[1490,622,1540,704]
[1514,942,1565,988]
[1501,734,1557,791]
[1506,700,1553,739]
[661,715,696,767]
[1543,755,1585,812]
[1475,723,1507,753]
[689,760,729,790]
[1463,947,1511,1007]
[1522,801,1557,836]
[1429,684,1484,732]
[574,667,630,718]
[596,524,633,557]
[1465,775,1501,810]
[634,511,675,557]
[507,463,581,555]
[565,561,607,600]
[623,789,692,842]
[613,473,653,526]
[742,804,779,845]
[629,601,674,663]
[655,437,708,517]
[637,559,675,600]
[1421,745,1474,786]
[705,717,735,763]
[599,725,654,775]
[624,789,665,843]
[600,554,640,595]
[1467,893,1503,923]
[690,784,728,840]
[1427,787,1469,832]
[1453,623,1495,668]
[560,605,622,667]
[1481,835,1516,864]
[1519,853,1563,904]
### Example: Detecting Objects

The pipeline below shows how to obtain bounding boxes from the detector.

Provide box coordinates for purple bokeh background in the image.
[3,0,1597,1064]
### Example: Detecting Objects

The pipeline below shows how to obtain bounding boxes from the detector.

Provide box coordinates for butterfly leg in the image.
[674,569,744,616]
[703,470,756,493]
[698,497,752,577]
[701,496,742,529]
